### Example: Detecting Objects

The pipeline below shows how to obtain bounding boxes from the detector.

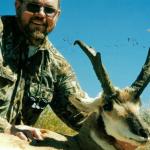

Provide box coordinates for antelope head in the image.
[74,40,150,148]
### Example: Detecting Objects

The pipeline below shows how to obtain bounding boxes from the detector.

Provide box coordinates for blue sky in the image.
[0,0,150,107]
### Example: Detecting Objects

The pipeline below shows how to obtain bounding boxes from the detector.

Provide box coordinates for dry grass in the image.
[34,106,77,136]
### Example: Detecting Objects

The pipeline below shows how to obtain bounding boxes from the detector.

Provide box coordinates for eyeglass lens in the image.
[26,3,57,17]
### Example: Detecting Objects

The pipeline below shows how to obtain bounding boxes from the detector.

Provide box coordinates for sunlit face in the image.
[16,0,60,45]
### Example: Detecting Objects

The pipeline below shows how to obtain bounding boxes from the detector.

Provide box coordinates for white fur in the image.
[69,92,103,113]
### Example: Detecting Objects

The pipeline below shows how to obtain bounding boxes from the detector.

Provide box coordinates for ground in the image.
[34,106,77,136]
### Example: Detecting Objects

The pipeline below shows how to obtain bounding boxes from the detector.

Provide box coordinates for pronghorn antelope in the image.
[72,40,150,150]
[0,40,150,150]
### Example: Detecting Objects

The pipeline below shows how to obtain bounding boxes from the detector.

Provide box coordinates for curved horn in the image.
[74,40,116,96]
[131,48,150,98]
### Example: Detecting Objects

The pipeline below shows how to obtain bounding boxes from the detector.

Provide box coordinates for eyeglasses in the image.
[27,95,49,110]
[25,2,58,18]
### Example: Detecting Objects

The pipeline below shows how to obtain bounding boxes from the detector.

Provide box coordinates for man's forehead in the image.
[25,0,59,7]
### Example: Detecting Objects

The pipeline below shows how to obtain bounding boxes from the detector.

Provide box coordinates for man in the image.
[0,0,98,141]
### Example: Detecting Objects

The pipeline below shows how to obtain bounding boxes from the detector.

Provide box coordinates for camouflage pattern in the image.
[0,16,93,132]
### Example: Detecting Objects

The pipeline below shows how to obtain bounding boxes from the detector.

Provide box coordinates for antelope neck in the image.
[115,139,138,150]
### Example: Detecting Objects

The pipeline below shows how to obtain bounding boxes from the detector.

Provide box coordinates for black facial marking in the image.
[126,113,149,138]
[103,101,113,111]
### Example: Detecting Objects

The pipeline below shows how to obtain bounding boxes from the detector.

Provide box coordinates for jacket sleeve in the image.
[0,17,11,133]
[50,57,100,131]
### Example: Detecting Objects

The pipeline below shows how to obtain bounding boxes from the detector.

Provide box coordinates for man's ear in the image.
[57,9,61,18]
[54,9,61,24]
[15,0,22,9]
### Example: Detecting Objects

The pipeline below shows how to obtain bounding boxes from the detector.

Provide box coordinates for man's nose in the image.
[36,7,46,17]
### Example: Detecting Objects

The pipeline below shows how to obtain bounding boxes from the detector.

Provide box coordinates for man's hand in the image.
[10,125,44,141]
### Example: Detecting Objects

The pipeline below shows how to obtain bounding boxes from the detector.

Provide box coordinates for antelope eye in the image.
[103,101,113,111]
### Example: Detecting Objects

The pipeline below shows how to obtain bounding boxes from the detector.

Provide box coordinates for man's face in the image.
[16,0,60,45]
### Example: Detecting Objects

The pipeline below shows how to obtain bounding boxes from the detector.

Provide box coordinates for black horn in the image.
[131,48,150,99]
[74,40,116,96]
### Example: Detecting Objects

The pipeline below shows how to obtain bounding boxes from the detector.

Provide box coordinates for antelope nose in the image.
[139,128,149,139]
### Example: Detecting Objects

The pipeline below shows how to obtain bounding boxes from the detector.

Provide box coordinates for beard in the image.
[23,18,48,46]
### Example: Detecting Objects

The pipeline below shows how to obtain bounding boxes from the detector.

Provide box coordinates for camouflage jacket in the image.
[0,16,93,131]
